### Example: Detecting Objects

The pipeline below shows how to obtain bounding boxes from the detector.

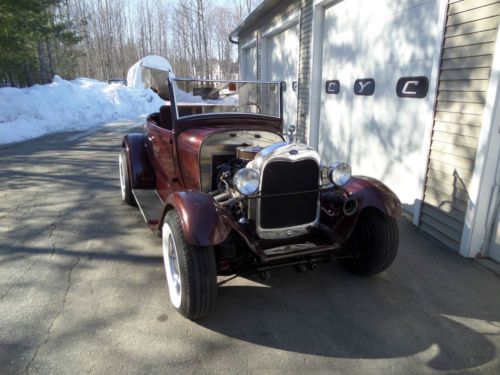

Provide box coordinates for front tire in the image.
[162,210,217,319]
[119,149,135,206]
[338,208,399,275]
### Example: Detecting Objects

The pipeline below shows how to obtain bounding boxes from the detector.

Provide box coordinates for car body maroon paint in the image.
[120,77,402,318]
[122,133,154,189]
[144,118,180,199]
[124,110,402,243]
[318,176,402,244]
[346,176,402,217]
[162,191,232,247]
[124,107,402,249]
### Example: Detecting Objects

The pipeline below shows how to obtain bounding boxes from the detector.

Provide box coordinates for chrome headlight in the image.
[233,168,260,196]
[329,162,351,186]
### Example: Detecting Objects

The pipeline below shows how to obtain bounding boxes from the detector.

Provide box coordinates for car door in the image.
[145,121,176,200]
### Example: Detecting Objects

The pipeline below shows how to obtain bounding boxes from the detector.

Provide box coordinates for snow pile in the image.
[0,76,165,144]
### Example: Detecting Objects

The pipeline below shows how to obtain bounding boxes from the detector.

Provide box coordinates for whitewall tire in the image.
[162,220,182,308]
[161,210,217,319]
[119,148,135,206]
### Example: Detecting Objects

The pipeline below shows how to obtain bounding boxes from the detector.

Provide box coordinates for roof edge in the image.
[230,0,283,38]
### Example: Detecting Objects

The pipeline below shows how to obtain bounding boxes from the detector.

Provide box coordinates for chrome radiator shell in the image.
[247,142,321,240]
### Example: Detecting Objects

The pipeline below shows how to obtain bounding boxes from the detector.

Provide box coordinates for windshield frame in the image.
[168,77,283,123]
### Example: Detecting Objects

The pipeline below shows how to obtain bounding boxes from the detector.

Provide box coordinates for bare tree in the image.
[55,0,260,81]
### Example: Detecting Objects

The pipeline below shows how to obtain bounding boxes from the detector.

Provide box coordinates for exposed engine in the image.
[236,145,262,160]
[210,146,262,224]
[211,146,263,274]
[214,157,246,193]
[213,146,262,194]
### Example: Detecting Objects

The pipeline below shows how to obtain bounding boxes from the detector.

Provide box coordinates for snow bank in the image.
[0,76,165,144]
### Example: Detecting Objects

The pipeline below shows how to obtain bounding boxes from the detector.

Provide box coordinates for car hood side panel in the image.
[176,127,284,191]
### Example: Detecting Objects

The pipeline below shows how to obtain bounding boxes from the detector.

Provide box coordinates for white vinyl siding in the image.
[420,0,500,251]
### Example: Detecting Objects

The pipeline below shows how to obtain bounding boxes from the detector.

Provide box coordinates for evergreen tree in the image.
[0,0,78,87]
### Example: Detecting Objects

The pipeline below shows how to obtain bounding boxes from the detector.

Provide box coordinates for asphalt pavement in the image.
[1,119,500,374]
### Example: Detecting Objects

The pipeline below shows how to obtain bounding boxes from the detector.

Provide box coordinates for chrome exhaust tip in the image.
[343,198,358,216]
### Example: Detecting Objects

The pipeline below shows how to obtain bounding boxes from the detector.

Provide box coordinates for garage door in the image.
[242,45,257,81]
[266,24,299,131]
[318,0,440,205]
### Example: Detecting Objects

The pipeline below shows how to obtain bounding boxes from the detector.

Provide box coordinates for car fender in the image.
[122,134,155,189]
[320,176,401,244]
[161,191,232,247]
[345,176,402,217]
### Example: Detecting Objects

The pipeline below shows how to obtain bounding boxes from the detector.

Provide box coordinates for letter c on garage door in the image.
[396,76,429,98]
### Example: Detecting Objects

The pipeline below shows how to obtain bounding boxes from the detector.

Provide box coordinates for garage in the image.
[316,0,441,206]
[263,21,300,130]
[231,0,500,258]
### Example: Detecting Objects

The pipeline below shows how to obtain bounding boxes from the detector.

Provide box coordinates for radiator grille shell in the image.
[253,153,320,239]
[260,159,320,229]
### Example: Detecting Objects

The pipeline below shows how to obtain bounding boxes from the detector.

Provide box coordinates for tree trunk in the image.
[38,42,48,83]
[47,41,55,79]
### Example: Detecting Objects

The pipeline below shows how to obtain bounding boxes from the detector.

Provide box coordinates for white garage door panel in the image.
[242,46,257,81]
[328,0,439,32]
[267,26,299,81]
[266,24,299,130]
[319,0,440,206]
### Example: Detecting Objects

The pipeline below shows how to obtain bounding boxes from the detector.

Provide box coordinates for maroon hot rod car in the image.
[119,78,401,319]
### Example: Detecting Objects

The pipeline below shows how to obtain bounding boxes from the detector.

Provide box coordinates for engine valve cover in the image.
[236,146,262,161]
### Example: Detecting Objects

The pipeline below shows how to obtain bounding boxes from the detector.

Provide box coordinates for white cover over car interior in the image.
[127,55,174,88]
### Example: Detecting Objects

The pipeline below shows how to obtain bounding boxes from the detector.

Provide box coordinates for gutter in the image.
[229,0,283,40]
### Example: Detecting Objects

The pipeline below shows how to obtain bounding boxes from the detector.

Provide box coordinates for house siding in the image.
[420,0,500,251]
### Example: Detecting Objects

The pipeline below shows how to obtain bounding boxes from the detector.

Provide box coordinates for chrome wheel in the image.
[119,153,126,200]
[162,222,182,308]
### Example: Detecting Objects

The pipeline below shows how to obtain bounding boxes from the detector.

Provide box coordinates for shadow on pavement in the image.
[198,220,500,372]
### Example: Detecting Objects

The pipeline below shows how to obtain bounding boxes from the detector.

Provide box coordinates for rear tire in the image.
[338,208,399,275]
[162,210,217,319]
[119,149,136,206]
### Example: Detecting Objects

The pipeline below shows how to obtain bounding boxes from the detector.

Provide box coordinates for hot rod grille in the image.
[260,159,320,229]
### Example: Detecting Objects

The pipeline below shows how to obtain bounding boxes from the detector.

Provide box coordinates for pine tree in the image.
[0,0,79,87]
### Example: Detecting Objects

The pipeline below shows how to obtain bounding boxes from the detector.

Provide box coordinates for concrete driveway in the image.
[1,120,499,374]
